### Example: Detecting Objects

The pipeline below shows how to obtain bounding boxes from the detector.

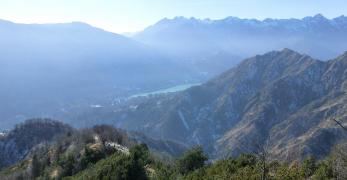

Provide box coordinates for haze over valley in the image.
[2,14,347,130]
[1,1,347,179]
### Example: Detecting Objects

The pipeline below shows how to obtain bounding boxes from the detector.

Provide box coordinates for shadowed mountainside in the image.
[86,49,347,161]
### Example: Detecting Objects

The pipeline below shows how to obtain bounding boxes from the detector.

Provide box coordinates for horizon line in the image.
[1,13,346,34]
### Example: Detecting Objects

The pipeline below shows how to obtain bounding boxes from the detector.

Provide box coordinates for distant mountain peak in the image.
[173,16,187,20]
[69,21,93,27]
[157,16,204,25]
[337,50,347,59]
[281,48,298,54]
[334,15,347,19]
[303,14,330,23]
[260,48,303,59]
[155,14,341,25]
[223,16,242,21]
[0,19,14,25]
[313,13,326,19]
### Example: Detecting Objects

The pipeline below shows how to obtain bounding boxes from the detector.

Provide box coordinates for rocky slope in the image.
[92,49,347,160]
[2,49,346,163]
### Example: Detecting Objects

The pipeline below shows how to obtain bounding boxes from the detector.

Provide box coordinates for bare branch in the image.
[332,118,347,132]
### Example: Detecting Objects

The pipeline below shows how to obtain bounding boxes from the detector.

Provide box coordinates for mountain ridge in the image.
[77,49,347,161]
[149,14,347,29]
[135,14,347,60]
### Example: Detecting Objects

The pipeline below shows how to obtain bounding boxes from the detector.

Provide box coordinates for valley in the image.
[1,2,347,178]
[59,49,347,162]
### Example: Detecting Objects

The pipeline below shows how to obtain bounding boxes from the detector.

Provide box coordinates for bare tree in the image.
[254,138,271,180]
[233,135,272,180]
[331,144,347,180]
[331,118,347,179]
[332,118,347,132]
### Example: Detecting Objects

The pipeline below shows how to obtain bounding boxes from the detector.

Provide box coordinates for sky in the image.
[0,0,346,33]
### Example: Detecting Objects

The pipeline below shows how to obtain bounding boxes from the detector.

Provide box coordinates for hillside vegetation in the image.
[3,145,346,179]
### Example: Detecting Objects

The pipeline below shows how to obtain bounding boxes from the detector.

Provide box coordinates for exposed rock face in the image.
[109,49,347,160]
[0,119,73,169]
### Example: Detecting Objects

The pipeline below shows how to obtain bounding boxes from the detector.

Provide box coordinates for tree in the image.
[30,154,41,178]
[312,162,332,180]
[128,144,150,180]
[152,162,176,180]
[80,146,106,170]
[236,134,272,180]
[130,143,151,166]
[331,118,347,179]
[250,138,271,180]
[176,146,208,175]
[301,156,316,178]
[58,154,76,176]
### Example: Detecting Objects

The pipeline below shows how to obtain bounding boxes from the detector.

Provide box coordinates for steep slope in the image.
[0,19,198,130]
[135,14,347,60]
[93,49,347,160]
[0,119,73,169]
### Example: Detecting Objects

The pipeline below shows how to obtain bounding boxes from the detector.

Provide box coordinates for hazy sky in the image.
[0,0,346,33]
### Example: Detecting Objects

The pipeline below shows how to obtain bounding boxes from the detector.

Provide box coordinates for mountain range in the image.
[1,14,347,163]
[69,49,347,161]
[2,14,347,131]
[135,14,347,60]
